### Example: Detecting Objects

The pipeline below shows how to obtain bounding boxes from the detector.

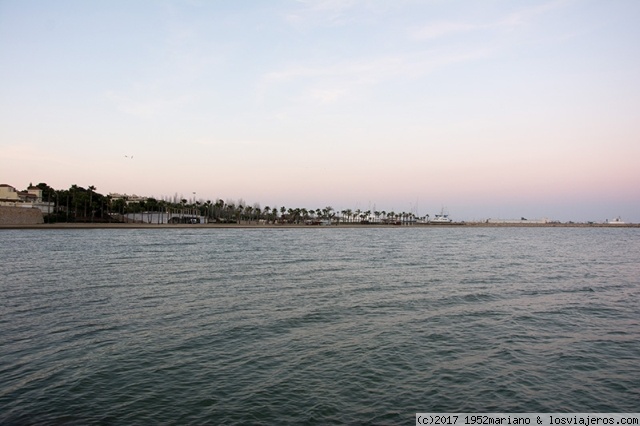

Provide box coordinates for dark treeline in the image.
[34,183,425,225]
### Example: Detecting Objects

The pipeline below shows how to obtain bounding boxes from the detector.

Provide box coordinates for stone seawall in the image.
[0,206,44,225]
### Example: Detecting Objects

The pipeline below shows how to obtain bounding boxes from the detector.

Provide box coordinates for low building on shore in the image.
[605,217,625,225]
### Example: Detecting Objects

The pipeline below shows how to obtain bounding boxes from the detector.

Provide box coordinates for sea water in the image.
[1,227,639,424]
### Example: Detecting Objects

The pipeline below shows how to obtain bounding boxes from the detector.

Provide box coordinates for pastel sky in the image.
[1,0,639,222]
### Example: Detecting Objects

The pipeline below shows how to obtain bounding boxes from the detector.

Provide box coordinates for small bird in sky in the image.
[124,155,133,159]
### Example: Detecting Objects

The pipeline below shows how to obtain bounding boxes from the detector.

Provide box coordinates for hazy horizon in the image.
[1,1,639,223]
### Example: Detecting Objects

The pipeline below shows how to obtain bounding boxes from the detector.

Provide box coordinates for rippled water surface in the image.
[1,227,639,424]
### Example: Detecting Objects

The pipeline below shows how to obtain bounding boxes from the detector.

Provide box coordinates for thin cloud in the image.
[260,47,492,104]
[283,0,382,28]
[412,21,483,40]
[500,0,569,28]
[309,88,347,103]
[106,91,193,119]
[412,0,569,40]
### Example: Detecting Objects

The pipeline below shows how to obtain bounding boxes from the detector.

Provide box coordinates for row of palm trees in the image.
[32,182,428,224]
[174,201,427,225]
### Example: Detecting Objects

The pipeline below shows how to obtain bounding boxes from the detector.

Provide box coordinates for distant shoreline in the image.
[1,222,638,230]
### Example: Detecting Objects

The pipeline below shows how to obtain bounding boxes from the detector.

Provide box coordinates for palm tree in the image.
[345,209,353,223]
[388,211,396,224]
[235,205,243,223]
[180,199,187,221]
[158,200,166,224]
[204,200,212,223]
[244,205,253,224]
[88,185,96,222]
[323,206,333,220]
[69,184,81,221]
[214,199,225,222]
